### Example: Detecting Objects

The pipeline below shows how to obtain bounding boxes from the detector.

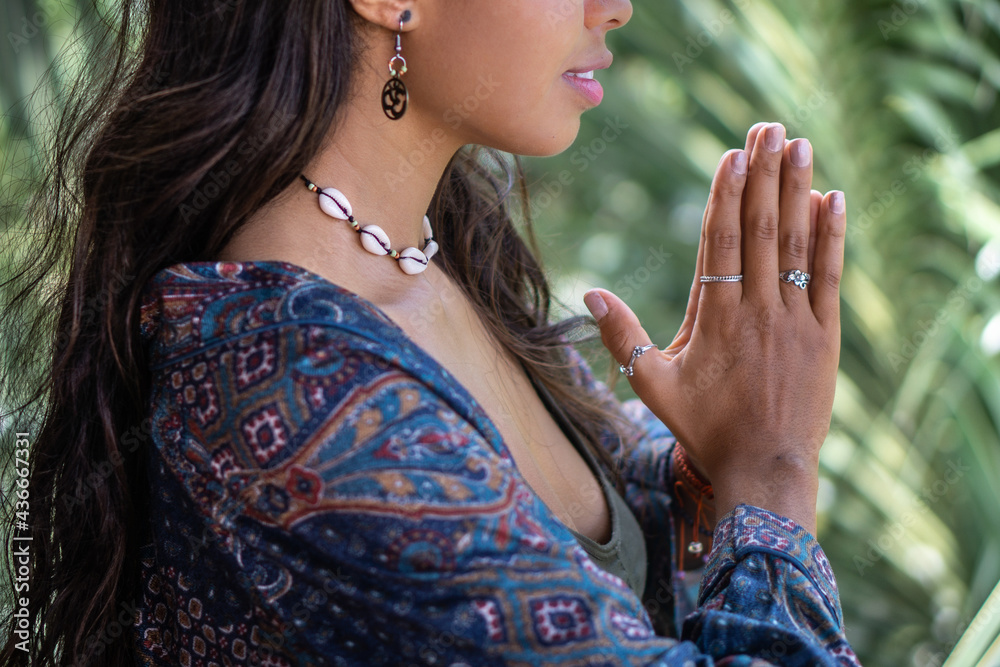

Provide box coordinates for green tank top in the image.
[527,372,648,600]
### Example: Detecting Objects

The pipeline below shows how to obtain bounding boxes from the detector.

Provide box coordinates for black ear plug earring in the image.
[381,9,411,120]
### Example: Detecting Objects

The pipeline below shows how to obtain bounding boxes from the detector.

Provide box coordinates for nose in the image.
[586,0,633,31]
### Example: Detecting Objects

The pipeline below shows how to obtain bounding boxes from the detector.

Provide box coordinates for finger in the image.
[671,211,706,352]
[679,131,762,347]
[675,140,752,350]
[808,189,822,270]
[777,138,813,307]
[740,122,768,264]
[809,191,846,325]
[744,122,769,158]
[683,180,712,330]
[583,288,663,392]
[741,122,785,304]
[701,149,748,309]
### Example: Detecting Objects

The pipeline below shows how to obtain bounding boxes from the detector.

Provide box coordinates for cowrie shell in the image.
[398,247,429,275]
[360,225,391,255]
[318,188,352,220]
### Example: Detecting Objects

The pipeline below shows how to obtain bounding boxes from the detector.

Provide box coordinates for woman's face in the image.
[406,0,633,156]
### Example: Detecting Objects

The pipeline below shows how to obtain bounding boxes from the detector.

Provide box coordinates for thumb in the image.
[583,288,659,381]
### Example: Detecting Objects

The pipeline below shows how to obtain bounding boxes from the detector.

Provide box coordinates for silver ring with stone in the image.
[779,269,810,290]
[619,344,658,377]
[699,274,743,283]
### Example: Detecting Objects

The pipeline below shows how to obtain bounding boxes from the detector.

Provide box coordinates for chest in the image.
[382,292,612,544]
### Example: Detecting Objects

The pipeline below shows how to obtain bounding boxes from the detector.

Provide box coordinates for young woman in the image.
[1,0,859,664]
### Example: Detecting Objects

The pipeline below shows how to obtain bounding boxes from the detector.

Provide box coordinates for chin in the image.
[489,118,583,158]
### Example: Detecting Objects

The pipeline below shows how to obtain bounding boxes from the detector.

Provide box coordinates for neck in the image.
[302,109,458,252]
[218,93,466,294]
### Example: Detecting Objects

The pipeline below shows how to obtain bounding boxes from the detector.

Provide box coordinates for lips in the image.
[562,52,611,105]
[562,71,603,106]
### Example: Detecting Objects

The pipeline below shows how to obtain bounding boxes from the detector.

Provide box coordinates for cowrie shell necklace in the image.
[299,174,438,275]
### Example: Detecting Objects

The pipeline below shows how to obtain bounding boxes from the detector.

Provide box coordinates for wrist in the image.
[711,454,819,535]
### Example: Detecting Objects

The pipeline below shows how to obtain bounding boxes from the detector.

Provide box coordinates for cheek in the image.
[469,69,584,157]
[465,41,583,148]
[411,2,583,154]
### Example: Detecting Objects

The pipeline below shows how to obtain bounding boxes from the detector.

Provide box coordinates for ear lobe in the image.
[346,0,419,32]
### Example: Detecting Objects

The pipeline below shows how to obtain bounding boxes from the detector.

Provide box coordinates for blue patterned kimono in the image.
[132,260,861,666]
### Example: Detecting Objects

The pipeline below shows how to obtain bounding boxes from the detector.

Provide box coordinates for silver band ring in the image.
[619,344,658,377]
[700,274,743,283]
[780,269,810,289]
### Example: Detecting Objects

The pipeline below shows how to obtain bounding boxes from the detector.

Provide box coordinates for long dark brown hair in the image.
[0,1,641,664]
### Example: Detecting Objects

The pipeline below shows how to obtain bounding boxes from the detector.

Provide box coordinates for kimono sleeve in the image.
[169,324,860,665]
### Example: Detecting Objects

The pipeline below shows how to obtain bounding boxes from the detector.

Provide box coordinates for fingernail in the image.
[732,150,747,175]
[584,291,608,321]
[791,139,811,167]
[830,191,845,214]
[765,124,784,152]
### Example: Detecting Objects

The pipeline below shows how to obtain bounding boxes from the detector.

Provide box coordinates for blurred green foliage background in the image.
[2,0,999,665]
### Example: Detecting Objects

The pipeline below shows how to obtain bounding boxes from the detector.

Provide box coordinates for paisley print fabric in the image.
[131,260,861,666]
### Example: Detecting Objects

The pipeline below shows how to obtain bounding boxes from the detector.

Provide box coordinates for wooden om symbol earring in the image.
[381,10,411,120]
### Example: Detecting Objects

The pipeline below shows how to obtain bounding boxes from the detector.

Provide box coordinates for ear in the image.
[347,0,420,31]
